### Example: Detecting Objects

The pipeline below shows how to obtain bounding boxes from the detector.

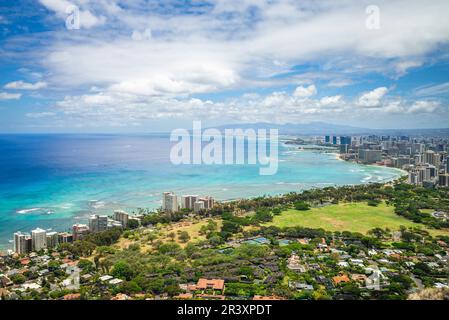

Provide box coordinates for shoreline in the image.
[0,148,406,252]
[333,151,409,179]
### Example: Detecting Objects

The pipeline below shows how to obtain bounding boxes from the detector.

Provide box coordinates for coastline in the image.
[0,145,406,252]
[333,151,409,180]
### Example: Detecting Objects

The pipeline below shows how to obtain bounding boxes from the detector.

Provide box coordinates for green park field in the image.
[266,202,449,236]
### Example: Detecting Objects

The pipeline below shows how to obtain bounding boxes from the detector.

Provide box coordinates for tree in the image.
[178,231,190,243]
[78,259,94,272]
[10,274,26,284]
[294,201,311,211]
[127,219,140,229]
[112,261,134,281]
[167,232,176,242]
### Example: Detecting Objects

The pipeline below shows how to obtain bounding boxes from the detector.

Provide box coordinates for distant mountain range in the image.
[213,122,449,136]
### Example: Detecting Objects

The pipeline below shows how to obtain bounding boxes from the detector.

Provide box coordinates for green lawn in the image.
[266,202,449,236]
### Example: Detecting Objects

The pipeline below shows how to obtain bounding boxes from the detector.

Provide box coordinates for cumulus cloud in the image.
[4,81,47,90]
[3,0,449,129]
[357,87,389,108]
[35,0,449,97]
[293,85,317,98]
[320,95,343,107]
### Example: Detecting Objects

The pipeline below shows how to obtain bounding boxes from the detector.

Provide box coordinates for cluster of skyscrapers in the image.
[13,210,138,255]
[162,192,215,213]
[325,134,449,188]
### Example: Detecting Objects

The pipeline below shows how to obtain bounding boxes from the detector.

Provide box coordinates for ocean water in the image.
[0,134,403,249]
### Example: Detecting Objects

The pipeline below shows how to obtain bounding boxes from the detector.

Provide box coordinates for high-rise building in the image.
[72,224,89,241]
[439,174,449,187]
[113,210,129,227]
[446,157,449,174]
[340,136,352,146]
[58,232,73,244]
[14,232,31,255]
[332,136,338,145]
[325,136,330,143]
[197,196,215,210]
[393,157,411,169]
[88,215,108,233]
[180,195,199,210]
[339,144,349,154]
[162,192,178,213]
[358,149,382,164]
[31,228,47,252]
[46,231,59,249]
[193,200,205,213]
[411,143,425,155]
[424,150,440,167]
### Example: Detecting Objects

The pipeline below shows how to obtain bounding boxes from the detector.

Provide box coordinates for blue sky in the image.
[1,0,449,133]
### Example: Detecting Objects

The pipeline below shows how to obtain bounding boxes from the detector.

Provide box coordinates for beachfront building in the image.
[193,200,205,213]
[180,195,199,210]
[72,224,89,241]
[31,228,47,252]
[113,210,129,227]
[162,192,178,213]
[198,196,215,210]
[108,220,124,229]
[58,232,73,244]
[88,215,108,233]
[14,232,31,255]
[358,149,382,164]
[46,231,59,249]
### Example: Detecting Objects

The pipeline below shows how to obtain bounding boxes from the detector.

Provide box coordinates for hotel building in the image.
[72,224,90,241]
[31,228,47,252]
[14,232,32,255]
[113,210,129,228]
[162,192,178,213]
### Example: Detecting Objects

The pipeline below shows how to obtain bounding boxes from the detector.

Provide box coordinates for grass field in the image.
[266,202,449,236]
[161,218,223,246]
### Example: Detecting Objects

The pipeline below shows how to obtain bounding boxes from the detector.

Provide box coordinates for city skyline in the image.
[1,0,449,133]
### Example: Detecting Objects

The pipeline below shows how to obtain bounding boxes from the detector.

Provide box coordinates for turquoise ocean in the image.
[0,134,403,250]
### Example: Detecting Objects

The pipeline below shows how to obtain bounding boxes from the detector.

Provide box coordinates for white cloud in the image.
[4,81,47,90]
[293,85,317,98]
[408,100,440,113]
[34,0,449,99]
[394,60,423,77]
[0,92,22,100]
[357,87,389,108]
[46,83,444,128]
[320,95,343,107]
[131,28,152,41]
[4,0,448,129]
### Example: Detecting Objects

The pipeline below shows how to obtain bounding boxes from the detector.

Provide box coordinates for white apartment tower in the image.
[31,228,47,252]
[162,192,179,213]
[113,210,129,227]
[14,232,31,255]
[180,195,199,210]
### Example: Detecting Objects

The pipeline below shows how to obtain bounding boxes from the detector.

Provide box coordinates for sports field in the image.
[266,202,449,236]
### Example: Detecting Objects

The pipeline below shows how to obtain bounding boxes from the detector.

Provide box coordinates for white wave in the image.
[58,203,74,209]
[16,208,41,214]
